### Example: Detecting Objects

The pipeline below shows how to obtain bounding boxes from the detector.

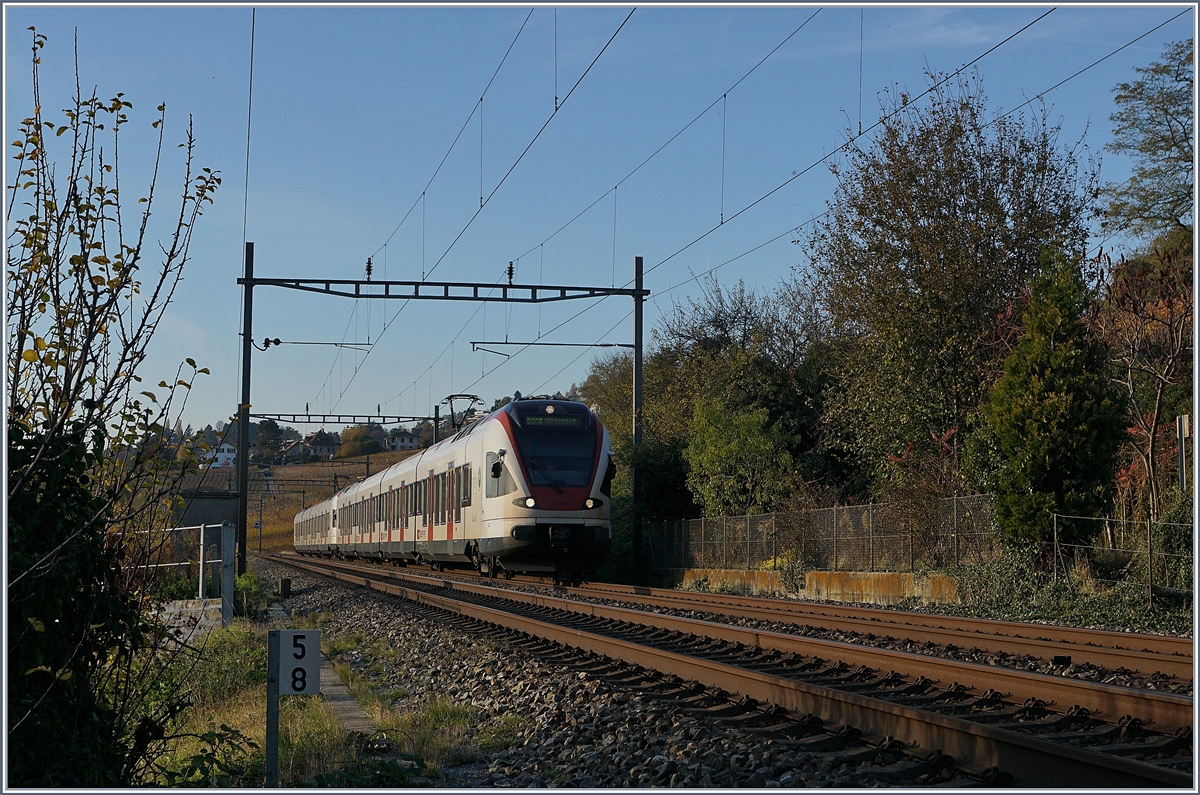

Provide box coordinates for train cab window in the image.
[485,452,517,498]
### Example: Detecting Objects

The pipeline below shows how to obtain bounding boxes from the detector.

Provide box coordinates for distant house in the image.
[305,430,339,459]
[281,439,317,462]
[209,440,237,468]
[387,429,420,452]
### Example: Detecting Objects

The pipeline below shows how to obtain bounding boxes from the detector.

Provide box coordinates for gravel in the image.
[253,556,974,787]
[369,568,1193,696]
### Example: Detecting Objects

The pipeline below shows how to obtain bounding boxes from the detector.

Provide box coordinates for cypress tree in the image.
[983,252,1126,546]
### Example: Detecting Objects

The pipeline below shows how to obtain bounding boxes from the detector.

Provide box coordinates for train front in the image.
[486,399,614,580]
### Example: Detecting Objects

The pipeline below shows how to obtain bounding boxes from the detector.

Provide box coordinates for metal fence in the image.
[1052,513,1193,596]
[648,494,999,573]
[137,522,232,600]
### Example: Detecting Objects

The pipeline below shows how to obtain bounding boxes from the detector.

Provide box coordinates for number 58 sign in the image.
[269,629,321,696]
[266,629,321,786]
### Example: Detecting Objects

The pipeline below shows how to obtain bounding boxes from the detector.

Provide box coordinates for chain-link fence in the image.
[1051,513,1193,596]
[648,494,1000,572]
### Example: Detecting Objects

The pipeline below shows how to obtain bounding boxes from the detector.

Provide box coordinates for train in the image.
[294,397,615,583]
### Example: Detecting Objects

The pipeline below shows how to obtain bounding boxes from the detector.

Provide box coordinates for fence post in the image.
[221,522,236,626]
[909,523,914,572]
[723,516,728,570]
[869,504,874,572]
[197,527,206,600]
[1147,518,1153,608]
[833,510,839,572]
[772,514,777,569]
[953,495,959,567]
[739,516,748,574]
[1052,514,1058,584]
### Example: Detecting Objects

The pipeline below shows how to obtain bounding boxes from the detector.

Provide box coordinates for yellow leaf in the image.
[34,337,46,351]
[21,350,38,363]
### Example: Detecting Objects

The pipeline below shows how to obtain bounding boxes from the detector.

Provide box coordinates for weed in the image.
[477,713,530,750]
[156,724,259,787]
[371,698,474,770]
[941,548,1192,634]
[325,631,367,656]
[234,570,269,618]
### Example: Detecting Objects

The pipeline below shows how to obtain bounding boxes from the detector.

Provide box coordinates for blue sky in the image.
[5,4,1194,433]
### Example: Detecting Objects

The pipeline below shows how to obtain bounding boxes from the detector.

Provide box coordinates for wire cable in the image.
[449,7,1062,392]
[511,8,823,264]
[317,9,636,411]
[642,7,1056,280]
[369,7,534,260]
[422,8,637,282]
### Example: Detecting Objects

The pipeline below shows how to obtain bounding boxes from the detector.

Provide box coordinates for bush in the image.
[234,570,270,617]
[943,548,1191,634]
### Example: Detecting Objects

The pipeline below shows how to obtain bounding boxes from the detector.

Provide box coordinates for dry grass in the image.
[251,450,420,552]
[163,619,357,786]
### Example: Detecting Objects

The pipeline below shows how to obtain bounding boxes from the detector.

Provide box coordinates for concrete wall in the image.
[174,490,238,528]
[665,568,960,606]
[156,598,224,642]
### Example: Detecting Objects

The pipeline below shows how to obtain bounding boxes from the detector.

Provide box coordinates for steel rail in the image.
[546,583,1194,679]
[575,581,1195,658]
[276,554,1191,788]
[292,556,1192,735]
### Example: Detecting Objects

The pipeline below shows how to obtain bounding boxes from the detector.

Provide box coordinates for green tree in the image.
[7,31,220,785]
[1094,232,1193,522]
[252,419,284,463]
[982,253,1126,546]
[683,398,792,516]
[804,72,1095,499]
[336,424,383,457]
[1104,40,1194,236]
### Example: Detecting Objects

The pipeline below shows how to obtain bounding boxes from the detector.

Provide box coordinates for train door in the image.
[446,466,455,541]
[424,472,433,543]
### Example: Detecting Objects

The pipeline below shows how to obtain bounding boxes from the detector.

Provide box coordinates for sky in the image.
[5,3,1195,434]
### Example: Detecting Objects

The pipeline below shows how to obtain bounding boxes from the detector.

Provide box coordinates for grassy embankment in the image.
[163,608,515,785]
[252,450,419,553]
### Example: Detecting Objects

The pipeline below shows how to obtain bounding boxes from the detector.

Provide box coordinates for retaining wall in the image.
[661,568,960,606]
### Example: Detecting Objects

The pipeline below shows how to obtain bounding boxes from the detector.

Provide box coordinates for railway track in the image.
[271,553,1192,787]
[304,555,1194,680]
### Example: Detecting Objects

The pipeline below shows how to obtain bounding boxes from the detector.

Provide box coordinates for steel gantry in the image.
[235,243,648,575]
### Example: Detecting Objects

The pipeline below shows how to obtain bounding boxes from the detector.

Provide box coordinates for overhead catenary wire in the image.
[369,7,534,260]
[641,7,1057,281]
[318,9,636,412]
[337,6,1164,417]
[421,7,637,283]
[316,8,535,410]
[494,6,1171,395]
[510,8,823,265]
[455,6,1117,393]
[364,6,1050,405]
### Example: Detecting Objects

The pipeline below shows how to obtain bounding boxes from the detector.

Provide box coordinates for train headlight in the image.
[513,496,537,509]
[585,498,603,509]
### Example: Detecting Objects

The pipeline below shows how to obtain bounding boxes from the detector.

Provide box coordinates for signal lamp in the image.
[585,498,603,509]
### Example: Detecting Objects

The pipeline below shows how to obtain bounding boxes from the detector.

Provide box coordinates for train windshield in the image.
[509,403,597,489]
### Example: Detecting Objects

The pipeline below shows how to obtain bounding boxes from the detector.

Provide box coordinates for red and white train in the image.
[294,398,614,582]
